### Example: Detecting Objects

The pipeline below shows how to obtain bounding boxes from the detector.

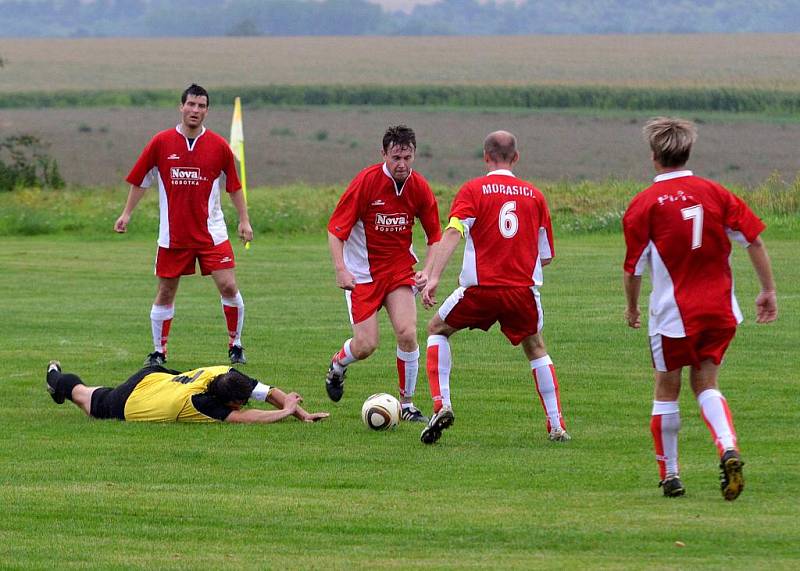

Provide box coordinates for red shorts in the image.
[346,269,415,324]
[439,286,543,346]
[154,241,236,278]
[649,327,736,372]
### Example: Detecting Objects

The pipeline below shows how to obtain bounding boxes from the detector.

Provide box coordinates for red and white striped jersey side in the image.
[450,169,554,288]
[623,171,765,337]
[328,163,441,283]
[126,126,241,249]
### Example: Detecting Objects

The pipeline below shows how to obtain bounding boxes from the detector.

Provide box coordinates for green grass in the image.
[0,231,797,569]
[2,177,798,238]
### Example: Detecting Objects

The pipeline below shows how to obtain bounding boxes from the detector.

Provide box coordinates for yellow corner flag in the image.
[229,97,250,249]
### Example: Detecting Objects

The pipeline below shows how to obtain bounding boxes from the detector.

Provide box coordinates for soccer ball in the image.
[361,393,401,431]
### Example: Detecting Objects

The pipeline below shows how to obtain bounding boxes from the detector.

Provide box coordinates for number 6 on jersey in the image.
[499,200,519,238]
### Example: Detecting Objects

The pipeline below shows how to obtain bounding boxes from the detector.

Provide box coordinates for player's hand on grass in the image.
[238,221,253,244]
[283,392,303,414]
[624,307,641,329]
[335,268,357,291]
[300,411,330,423]
[755,290,778,323]
[114,214,130,233]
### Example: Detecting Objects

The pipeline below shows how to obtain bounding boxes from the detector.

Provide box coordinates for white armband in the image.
[250,382,273,402]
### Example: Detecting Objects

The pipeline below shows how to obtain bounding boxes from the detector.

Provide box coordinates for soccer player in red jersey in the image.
[419,131,570,445]
[326,125,442,422]
[623,117,778,500]
[115,84,253,366]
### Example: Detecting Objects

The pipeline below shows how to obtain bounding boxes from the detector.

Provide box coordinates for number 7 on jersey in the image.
[681,204,704,249]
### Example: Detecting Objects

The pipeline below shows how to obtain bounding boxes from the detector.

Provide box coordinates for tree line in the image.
[1,0,799,37]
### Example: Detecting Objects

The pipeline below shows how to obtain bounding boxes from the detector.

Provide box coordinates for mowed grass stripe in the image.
[0,234,797,568]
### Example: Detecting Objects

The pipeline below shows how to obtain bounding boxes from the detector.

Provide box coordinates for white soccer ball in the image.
[361,393,401,431]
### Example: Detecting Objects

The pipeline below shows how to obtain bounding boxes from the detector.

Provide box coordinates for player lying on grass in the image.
[622,117,778,500]
[45,361,329,424]
[419,130,570,445]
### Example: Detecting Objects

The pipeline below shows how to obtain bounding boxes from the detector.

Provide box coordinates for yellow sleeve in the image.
[446,216,465,237]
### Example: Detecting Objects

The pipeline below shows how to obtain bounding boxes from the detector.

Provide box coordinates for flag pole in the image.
[230,96,250,250]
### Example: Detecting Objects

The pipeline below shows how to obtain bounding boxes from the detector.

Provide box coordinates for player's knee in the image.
[352,342,377,360]
[427,319,447,336]
[218,284,239,299]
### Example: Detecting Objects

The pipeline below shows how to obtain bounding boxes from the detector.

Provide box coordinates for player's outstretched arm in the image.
[623,271,642,329]
[747,237,778,323]
[267,387,329,423]
[225,392,304,424]
[114,185,147,233]
[327,232,356,290]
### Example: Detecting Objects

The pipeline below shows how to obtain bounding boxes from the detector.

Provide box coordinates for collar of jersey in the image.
[382,162,413,196]
[175,124,207,151]
[487,169,515,177]
[654,169,693,183]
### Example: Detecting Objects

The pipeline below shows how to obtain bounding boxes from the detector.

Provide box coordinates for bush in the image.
[0,135,65,191]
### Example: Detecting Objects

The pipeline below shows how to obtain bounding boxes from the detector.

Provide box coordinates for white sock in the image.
[697,388,738,453]
[221,292,245,347]
[651,400,681,478]
[333,339,357,373]
[397,346,420,400]
[426,335,452,411]
[150,304,174,353]
[530,355,565,432]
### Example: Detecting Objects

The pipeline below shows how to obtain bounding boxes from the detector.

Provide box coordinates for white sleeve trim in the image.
[250,382,273,402]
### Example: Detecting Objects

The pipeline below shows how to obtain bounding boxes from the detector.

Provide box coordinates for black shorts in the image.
[90,365,179,420]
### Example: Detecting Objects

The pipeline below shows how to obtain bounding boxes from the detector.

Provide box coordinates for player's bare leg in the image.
[146,277,180,366]
[522,333,570,442]
[45,361,98,417]
[420,314,458,444]
[689,360,744,501]
[326,313,379,402]
[653,369,685,497]
[384,286,426,422]
[212,269,247,364]
[70,385,102,417]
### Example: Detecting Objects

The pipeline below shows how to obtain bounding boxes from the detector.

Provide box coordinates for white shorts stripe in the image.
[650,334,667,372]
[344,290,355,325]
[438,287,466,322]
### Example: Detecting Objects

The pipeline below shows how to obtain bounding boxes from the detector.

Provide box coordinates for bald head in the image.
[483,130,518,165]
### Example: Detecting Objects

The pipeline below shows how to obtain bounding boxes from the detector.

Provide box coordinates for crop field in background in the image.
[2,35,800,92]
[0,232,798,569]
[3,106,800,187]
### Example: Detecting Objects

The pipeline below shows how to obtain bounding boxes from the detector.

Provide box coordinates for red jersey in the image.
[623,170,765,337]
[449,169,554,287]
[126,126,241,249]
[328,163,441,283]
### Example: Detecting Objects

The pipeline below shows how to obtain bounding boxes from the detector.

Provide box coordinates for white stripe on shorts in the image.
[650,334,667,372]
[438,287,466,322]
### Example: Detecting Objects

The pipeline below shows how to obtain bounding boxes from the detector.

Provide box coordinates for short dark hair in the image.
[207,369,254,404]
[483,131,517,163]
[181,83,210,106]
[382,125,416,152]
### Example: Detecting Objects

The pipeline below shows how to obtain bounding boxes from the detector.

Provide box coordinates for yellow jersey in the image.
[124,366,233,422]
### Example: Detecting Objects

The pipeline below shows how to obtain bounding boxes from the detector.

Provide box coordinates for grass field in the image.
[2,35,800,92]
[0,229,797,568]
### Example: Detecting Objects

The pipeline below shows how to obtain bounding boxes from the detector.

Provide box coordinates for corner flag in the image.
[229,97,250,249]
